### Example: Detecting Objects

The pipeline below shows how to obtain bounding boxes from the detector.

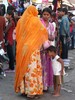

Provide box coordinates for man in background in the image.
[60,8,70,59]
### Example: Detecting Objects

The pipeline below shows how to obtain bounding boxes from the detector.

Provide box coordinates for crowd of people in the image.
[0,2,75,99]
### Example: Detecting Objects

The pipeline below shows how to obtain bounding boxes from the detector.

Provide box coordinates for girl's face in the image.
[48,51,55,58]
[42,11,51,21]
[48,51,53,57]
[6,14,11,20]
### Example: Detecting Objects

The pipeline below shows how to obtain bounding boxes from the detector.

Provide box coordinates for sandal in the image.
[21,93,27,96]
[27,95,39,99]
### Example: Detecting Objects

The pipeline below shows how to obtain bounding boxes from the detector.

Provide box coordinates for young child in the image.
[47,46,64,96]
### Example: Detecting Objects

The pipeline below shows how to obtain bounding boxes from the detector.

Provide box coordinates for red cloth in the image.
[0,16,5,41]
[8,0,12,3]
[0,16,5,49]
[7,20,15,45]
[70,24,73,33]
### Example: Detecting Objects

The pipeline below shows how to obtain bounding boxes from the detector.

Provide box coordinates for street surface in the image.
[0,49,75,100]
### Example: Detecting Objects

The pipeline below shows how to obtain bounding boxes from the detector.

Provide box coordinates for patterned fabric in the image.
[40,18,55,46]
[41,51,53,90]
[20,50,43,95]
[40,18,54,90]
[15,5,48,92]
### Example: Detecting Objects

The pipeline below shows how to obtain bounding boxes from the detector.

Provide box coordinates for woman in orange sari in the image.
[15,5,48,98]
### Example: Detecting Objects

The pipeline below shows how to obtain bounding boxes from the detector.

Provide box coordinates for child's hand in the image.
[60,70,63,75]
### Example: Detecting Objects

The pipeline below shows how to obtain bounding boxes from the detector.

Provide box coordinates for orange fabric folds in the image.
[15,5,48,92]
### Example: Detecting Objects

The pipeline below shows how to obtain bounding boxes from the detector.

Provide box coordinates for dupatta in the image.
[15,5,48,92]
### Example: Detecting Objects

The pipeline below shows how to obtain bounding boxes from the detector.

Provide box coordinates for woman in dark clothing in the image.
[5,10,15,72]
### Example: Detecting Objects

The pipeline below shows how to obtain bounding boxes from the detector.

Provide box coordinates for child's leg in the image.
[58,84,61,94]
[53,75,62,96]
[53,80,57,94]
[53,75,57,94]
[56,84,61,96]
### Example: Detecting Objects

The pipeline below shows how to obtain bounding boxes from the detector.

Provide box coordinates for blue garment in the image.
[60,15,70,37]
[19,7,24,13]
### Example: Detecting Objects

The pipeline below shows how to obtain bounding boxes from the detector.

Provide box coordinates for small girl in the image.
[47,46,64,96]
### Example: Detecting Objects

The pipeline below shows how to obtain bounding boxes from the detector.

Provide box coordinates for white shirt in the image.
[52,55,61,75]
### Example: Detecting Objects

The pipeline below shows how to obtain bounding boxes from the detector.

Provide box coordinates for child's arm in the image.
[57,58,64,75]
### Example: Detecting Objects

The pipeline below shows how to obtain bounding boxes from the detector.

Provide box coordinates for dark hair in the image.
[62,8,68,14]
[49,6,52,10]
[7,10,14,17]
[47,46,56,53]
[7,5,15,12]
[42,7,52,15]
[51,11,56,18]
[0,10,2,16]
[0,4,5,16]
[0,5,2,16]
[57,8,62,12]
[68,12,74,17]
[7,10,16,25]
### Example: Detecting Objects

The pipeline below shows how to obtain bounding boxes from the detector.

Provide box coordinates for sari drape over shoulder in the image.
[15,5,48,92]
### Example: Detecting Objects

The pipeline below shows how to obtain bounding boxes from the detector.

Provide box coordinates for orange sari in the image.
[15,5,48,92]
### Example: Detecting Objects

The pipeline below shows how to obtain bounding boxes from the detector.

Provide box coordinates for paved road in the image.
[0,49,75,100]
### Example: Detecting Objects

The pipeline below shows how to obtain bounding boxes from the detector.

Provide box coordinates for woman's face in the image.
[42,11,51,21]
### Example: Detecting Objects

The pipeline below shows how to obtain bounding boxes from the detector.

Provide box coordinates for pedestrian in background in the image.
[60,8,70,59]
[56,8,62,56]
[5,10,15,72]
[70,17,75,49]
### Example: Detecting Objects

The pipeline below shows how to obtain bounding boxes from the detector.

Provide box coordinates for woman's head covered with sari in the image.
[15,5,48,92]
